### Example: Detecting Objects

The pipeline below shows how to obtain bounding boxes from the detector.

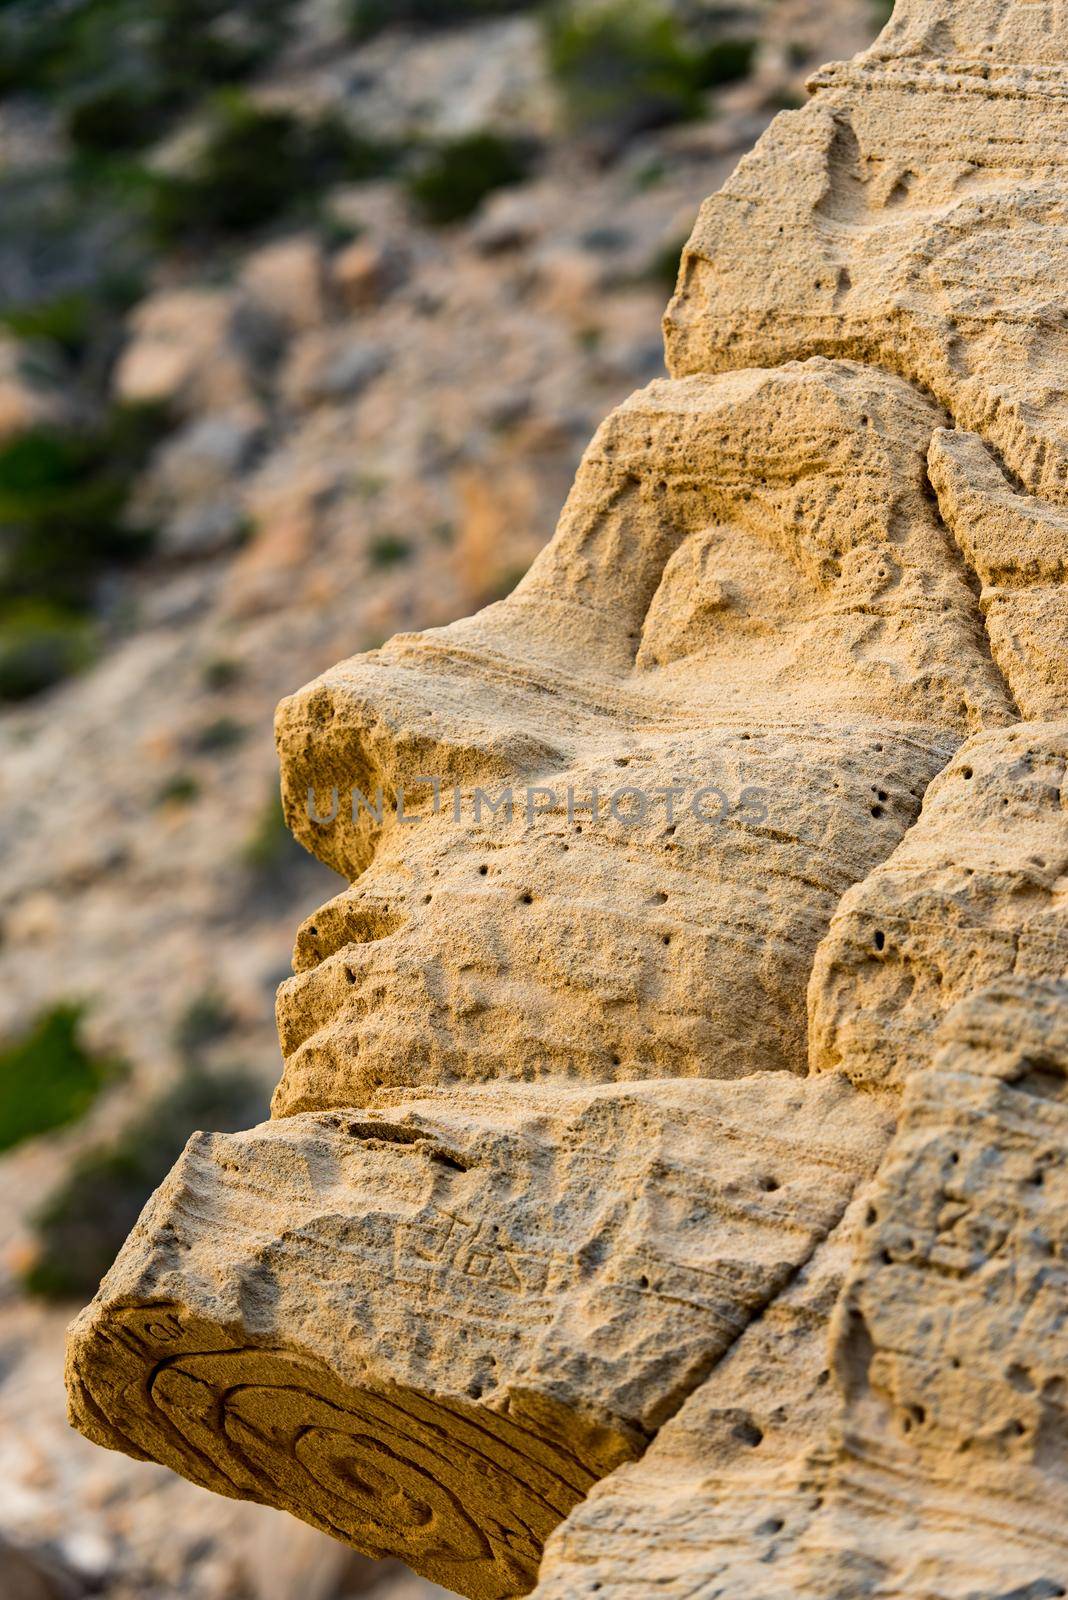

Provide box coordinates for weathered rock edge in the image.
[66,1076,890,1598]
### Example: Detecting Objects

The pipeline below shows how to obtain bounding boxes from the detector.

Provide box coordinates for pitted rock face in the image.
[271,360,1011,1115]
[67,4,1068,1597]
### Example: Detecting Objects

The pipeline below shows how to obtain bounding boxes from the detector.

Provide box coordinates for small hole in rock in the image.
[757,1517,785,1537]
[733,1418,764,1448]
[431,1149,470,1174]
[873,929,886,951]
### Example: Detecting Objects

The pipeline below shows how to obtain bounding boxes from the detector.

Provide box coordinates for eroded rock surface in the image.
[536,980,1068,1598]
[270,358,1007,1117]
[811,721,1068,1089]
[67,1,1068,1596]
[667,0,1068,510]
[67,1076,889,1598]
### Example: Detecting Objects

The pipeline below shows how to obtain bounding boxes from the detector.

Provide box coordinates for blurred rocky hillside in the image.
[0,2,884,1596]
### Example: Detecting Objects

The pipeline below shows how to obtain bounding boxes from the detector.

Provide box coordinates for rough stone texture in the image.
[66,1075,890,1598]
[534,978,1068,1598]
[666,0,1068,510]
[810,721,1068,1090]
[532,1186,876,1599]
[66,2,1068,1596]
[928,429,1068,719]
[268,358,1006,1119]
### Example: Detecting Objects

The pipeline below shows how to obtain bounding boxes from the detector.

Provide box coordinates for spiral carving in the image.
[69,1304,609,1599]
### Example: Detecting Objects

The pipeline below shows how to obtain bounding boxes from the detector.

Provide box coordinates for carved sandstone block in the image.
[66,1075,890,1599]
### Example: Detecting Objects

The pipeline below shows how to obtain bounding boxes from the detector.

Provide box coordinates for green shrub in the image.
[64,82,175,155]
[369,533,413,567]
[406,131,529,225]
[0,3,73,97]
[147,98,398,245]
[23,1063,266,1301]
[0,1004,123,1155]
[242,788,306,877]
[350,0,533,38]
[0,603,95,701]
[0,404,166,616]
[147,0,296,90]
[147,102,306,241]
[544,1,704,142]
[172,989,235,1062]
[0,404,165,699]
[0,272,145,372]
[201,654,242,691]
[0,292,95,359]
[155,772,200,808]
[695,36,757,88]
[0,0,298,135]
[646,231,690,294]
[192,715,247,754]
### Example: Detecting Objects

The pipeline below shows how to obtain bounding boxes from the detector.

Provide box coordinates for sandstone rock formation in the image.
[66,1076,889,1598]
[67,2,1068,1596]
[536,978,1068,1597]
